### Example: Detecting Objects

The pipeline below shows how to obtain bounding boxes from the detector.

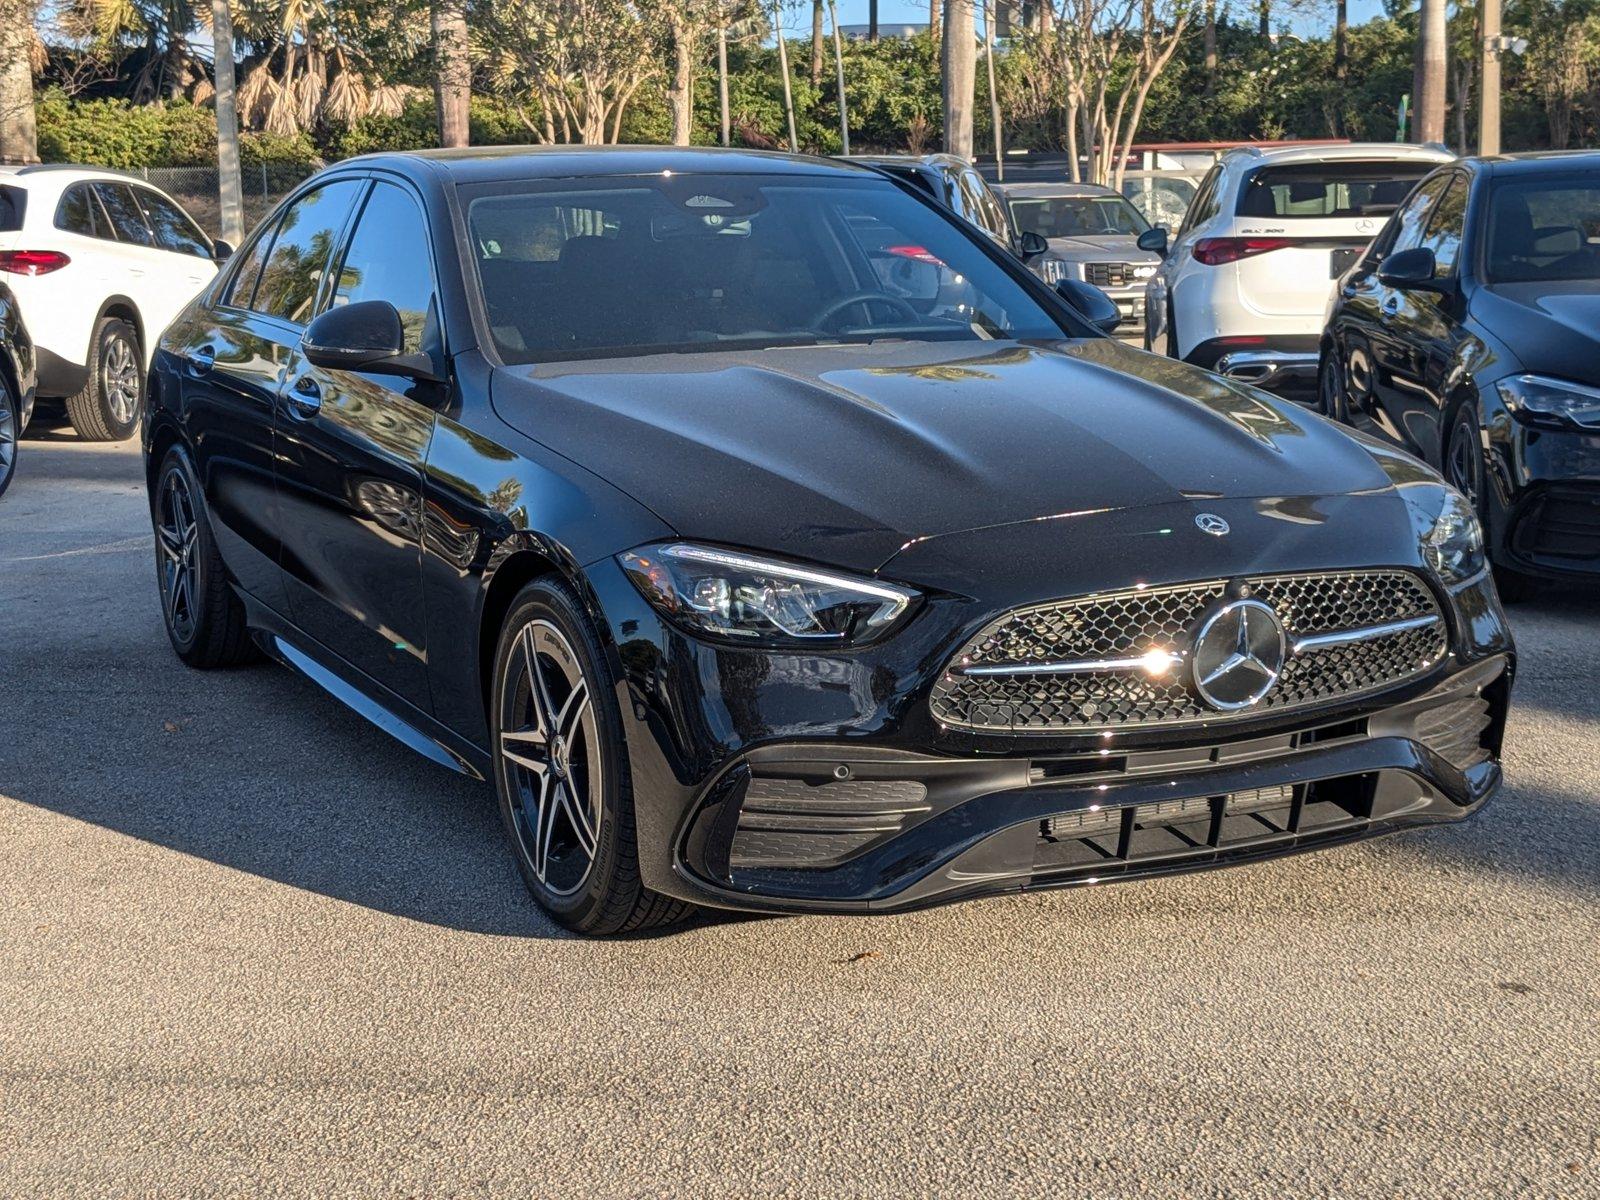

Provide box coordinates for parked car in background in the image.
[1141,143,1454,394]
[844,154,1015,249]
[0,165,223,441]
[1321,150,1600,601]
[146,147,1509,936]
[0,280,36,499]
[998,181,1160,327]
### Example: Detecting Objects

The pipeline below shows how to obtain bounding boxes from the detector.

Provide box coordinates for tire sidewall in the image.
[0,370,16,499]
[491,580,633,929]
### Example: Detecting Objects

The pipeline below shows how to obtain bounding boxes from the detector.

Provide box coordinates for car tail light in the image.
[886,244,944,265]
[0,250,71,276]
[1191,237,1294,266]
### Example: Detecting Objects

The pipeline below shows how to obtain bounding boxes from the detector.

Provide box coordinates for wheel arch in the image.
[94,295,146,360]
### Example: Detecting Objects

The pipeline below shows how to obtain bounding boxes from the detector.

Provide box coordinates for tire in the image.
[150,445,259,667]
[1444,403,1539,605]
[65,316,143,442]
[1317,349,1349,423]
[0,369,17,499]
[491,579,693,936]
[1164,300,1179,360]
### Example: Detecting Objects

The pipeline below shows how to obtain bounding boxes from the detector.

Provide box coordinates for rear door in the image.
[1226,159,1437,322]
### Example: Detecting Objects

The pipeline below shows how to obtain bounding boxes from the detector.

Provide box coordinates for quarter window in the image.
[55,184,102,238]
[223,220,277,309]
[330,182,437,353]
[252,179,364,325]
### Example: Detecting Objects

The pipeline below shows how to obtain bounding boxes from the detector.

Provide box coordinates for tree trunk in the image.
[670,26,695,145]
[942,0,976,158]
[812,0,825,85]
[0,2,37,164]
[717,18,730,146]
[211,0,245,243]
[773,0,800,150]
[930,0,941,38]
[1203,0,1216,96]
[1414,0,1446,143]
[431,0,470,148]
[869,0,879,40]
[829,0,851,153]
[1334,0,1348,80]
[1258,0,1269,38]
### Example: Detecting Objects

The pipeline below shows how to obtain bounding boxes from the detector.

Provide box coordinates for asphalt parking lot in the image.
[2,430,1597,1198]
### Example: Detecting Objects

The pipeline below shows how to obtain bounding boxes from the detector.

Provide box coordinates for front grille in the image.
[929,570,1446,733]
[1513,489,1600,566]
[1084,261,1132,287]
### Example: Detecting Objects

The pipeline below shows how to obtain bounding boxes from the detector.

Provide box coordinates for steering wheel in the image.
[811,290,923,332]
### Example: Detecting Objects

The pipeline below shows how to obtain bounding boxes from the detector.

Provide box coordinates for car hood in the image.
[1472,280,1600,386]
[1044,234,1154,260]
[489,338,1395,575]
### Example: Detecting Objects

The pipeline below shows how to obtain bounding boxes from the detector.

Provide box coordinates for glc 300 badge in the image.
[1190,598,1286,710]
[1195,513,1230,537]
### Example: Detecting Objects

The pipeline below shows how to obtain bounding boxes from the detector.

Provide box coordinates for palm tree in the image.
[432,0,470,147]
[0,0,38,163]
[211,0,244,242]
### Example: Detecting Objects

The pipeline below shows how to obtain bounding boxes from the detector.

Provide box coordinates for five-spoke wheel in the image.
[156,466,201,647]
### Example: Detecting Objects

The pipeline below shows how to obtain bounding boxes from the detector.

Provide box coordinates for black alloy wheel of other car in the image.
[151,448,258,667]
[491,581,691,935]
[0,369,17,499]
[67,317,144,442]
[1317,351,1350,423]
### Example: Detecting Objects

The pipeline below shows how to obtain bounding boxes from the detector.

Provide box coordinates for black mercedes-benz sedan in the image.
[1320,150,1600,600]
[144,147,1513,934]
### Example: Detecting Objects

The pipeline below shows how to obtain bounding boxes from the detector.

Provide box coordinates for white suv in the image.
[1142,143,1454,394]
[0,166,220,440]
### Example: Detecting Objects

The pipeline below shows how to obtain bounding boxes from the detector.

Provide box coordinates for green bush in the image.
[36,90,216,168]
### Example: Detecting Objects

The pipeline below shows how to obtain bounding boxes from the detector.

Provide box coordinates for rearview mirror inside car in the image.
[1136,226,1168,257]
[302,300,441,382]
[1054,278,1123,336]
[1376,246,1439,289]
[1017,230,1048,259]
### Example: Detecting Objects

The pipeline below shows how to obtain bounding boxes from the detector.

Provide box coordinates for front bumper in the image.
[594,554,1513,916]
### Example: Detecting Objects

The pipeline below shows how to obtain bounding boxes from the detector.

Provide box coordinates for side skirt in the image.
[242,595,493,782]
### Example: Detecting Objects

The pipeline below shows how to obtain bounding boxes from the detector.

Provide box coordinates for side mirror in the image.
[211,239,234,264]
[1017,229,1049,260]
[1055,278,1122,335]
[1136,226,1168,256]
[1376,245,1439,289]
[302,299,441,382]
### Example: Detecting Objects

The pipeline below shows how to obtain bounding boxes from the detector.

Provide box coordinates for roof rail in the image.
[12,163,138,179]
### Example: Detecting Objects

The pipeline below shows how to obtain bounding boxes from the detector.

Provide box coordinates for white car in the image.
[1142,143,1454,394]
[0,166,221,440]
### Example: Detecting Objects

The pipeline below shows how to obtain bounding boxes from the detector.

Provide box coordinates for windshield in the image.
[1486,178,1600,284]
[465,174,1067,363]
[1007,195,1149,239]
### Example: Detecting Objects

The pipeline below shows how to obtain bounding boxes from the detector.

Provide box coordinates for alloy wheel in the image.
[1448,417,1482,508]
[156,468,200,644]
[102,334,140,427]
[1318,354,1347,422]
[0,385,15,489]
[499,619,603,897]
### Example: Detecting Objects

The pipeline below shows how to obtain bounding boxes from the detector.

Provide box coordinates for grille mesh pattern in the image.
[1085,262,1131,287]
[929,570,1445,732]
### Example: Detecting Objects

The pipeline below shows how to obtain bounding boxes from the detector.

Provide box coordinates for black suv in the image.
[1320,151,1600,599]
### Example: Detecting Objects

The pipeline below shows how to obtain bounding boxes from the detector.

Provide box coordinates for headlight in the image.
[1413,488,1486,586]
[1496,374,1600,431]
[618,542,918,646]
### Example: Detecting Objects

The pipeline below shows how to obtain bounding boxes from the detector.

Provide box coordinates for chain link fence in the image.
[134,164,319,239]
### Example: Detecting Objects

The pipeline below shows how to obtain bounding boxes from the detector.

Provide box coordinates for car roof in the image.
[1221,142,1457,167]
[1471,149,1600,177]
[342,144,885,186]
[995,181,1122,199]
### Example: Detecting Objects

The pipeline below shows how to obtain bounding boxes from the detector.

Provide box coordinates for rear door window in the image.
[93,183,157,246]
[251,178,365,325]
[1417,176,1467,278]
[1237,162,1434,220]
[1386,173,1452,256]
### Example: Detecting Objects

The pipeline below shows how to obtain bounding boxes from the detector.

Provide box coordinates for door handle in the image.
[186,345,215,375]
[285,374,322,417]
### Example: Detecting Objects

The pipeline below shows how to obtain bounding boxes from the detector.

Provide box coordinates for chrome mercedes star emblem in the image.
[1195,513,1230,537]
[1190,598,1287,710]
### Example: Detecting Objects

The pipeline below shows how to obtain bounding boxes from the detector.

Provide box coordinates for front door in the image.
[273,179,441,712]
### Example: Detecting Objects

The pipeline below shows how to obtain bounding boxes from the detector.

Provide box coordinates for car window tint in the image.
[1387,174,1451,255]
[224,219,277,309]
[1237,162,1434,220]
[961,170,1008,241]
[55,184,100,237]
[1486,178,1600,283]
[135,188,211,258]
[93,183,155,246]
[1418,177,1467,278]
[0,185,24,233]
[253,179,364,325]
[330,182,436,353]
[467,175,1066,363]
[1179,165,1220,236]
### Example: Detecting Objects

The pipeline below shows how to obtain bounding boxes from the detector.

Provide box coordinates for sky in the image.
[833,0,1391,39]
